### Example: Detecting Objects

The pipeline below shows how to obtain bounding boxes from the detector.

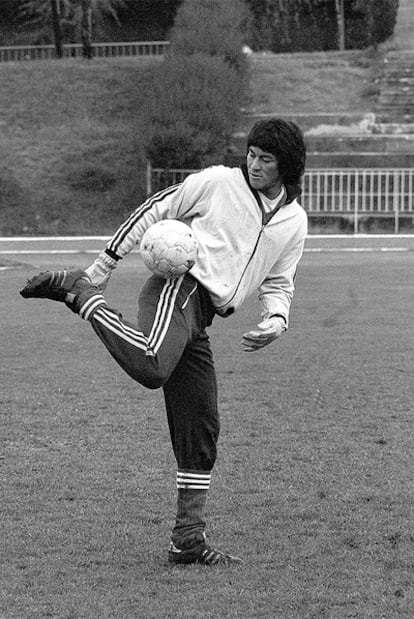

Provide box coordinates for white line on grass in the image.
[1,234,414,242]
[0,236,111,242]
[1,235,414,257]
[0,249,102,255]
[305,247,412,253]
[307,234,414,239]
[1,247,413,256]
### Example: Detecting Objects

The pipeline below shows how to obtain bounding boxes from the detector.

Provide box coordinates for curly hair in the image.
[246,118,306,201]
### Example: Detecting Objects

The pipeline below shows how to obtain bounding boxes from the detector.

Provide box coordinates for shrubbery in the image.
[169,0,250,74]
[145,53,247,168]
[145,0,250,169]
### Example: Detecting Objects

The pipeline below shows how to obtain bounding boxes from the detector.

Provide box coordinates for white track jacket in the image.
[104,165,308,325]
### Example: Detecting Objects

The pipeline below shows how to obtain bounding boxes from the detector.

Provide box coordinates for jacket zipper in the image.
[216,224,265,311]
[217,165,285,312]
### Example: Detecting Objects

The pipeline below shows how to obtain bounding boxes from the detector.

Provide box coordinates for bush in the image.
[145,54,246,168]
[170,0,251,73]
[143,0,251,169]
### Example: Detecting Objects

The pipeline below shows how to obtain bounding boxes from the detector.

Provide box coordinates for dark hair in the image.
[247,118,306,201]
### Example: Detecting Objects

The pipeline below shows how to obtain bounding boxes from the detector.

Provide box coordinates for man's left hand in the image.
[241,316,286,352]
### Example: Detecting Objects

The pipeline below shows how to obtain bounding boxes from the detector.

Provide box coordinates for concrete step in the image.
[376,110,414,119]
[383,65,414,71]
[377,117,414,125]
[372,122,414,134]
[376,51,414,125]
[379,87,414,93]
[378,97,414,102]
[305,135,414,153]
[378,90,414,97]
[378,109,414,114]
[225,152,414,169]
[378,100,413,107]
[305,153,414,167]
[232,131,414,153]
[307,153,414,167]
[384,53,414,62]
[237,112,372,135]
[383,78,414,84]
[377,106,414,114]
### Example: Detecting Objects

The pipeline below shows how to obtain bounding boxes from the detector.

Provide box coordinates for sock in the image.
[171,470,211,546]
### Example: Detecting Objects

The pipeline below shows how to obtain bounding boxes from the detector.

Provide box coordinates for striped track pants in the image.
[80,273,220,475]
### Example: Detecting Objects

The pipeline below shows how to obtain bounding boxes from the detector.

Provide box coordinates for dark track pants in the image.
[80,273,219,477]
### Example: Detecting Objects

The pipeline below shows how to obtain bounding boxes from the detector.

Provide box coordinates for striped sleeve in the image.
[106,184,182,259]
[104,167,216,260]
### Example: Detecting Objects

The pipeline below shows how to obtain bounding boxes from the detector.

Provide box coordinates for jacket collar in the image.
[240,164,287,225]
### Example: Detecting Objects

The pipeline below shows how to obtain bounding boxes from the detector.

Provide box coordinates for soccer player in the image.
[21,118,308,566]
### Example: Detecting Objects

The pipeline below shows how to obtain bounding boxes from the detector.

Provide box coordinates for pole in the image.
[393,171,400,234]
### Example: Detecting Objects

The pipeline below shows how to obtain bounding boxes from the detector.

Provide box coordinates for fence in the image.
[147,165,414,234]
[0,41,170,62]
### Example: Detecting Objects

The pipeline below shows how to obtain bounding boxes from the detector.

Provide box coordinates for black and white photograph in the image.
[1,1,413,617]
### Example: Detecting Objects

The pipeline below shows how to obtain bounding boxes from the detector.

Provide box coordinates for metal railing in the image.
[147,164,414,233]
[0,41,170,62]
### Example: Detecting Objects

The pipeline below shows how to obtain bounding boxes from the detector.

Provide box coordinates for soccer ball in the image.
[140,220,199,279]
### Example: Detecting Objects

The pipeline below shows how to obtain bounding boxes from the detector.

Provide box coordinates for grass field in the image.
[2,249,414,618]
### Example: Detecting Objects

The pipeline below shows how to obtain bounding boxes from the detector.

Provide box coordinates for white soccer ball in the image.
[140,220,199,279]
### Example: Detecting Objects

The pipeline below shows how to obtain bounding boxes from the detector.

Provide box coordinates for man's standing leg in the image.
[164,329,243,565]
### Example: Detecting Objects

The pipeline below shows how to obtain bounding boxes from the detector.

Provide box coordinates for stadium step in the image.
[375,51,414,124]
[230,47,414,168]
[230,110,414,168]
[225,152,414,169]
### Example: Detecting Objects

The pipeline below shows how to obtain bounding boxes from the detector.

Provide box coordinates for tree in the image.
[50,0,63,57]
[245,0,399,52]
[353,0,399,49]
[335,0,345,50]
[79,0,125,58]
[81,0,93,58]
[14,0,126,55]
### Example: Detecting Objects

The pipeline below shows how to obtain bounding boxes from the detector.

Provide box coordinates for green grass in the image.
[2,250,414,618]
[0,50,382,236]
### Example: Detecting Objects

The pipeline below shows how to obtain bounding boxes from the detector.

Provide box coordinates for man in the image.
[21,118,308,566]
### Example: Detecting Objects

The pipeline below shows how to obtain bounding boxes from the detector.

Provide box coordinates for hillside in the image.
[0,46,383,236]
[247,49,381,116]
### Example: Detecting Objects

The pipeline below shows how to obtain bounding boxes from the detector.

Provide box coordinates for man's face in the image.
[246,146,282,200]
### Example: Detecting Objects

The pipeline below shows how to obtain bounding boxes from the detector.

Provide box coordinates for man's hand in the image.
[241,316,286,352]
[84,251,117,291]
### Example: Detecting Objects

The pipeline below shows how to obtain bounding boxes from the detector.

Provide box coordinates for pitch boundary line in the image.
[1,234,414,257]
[0,249,103,255]
[305,247,413,253]
[1,234,414,242]
[1,247,413,256]
[0,236,111,242]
